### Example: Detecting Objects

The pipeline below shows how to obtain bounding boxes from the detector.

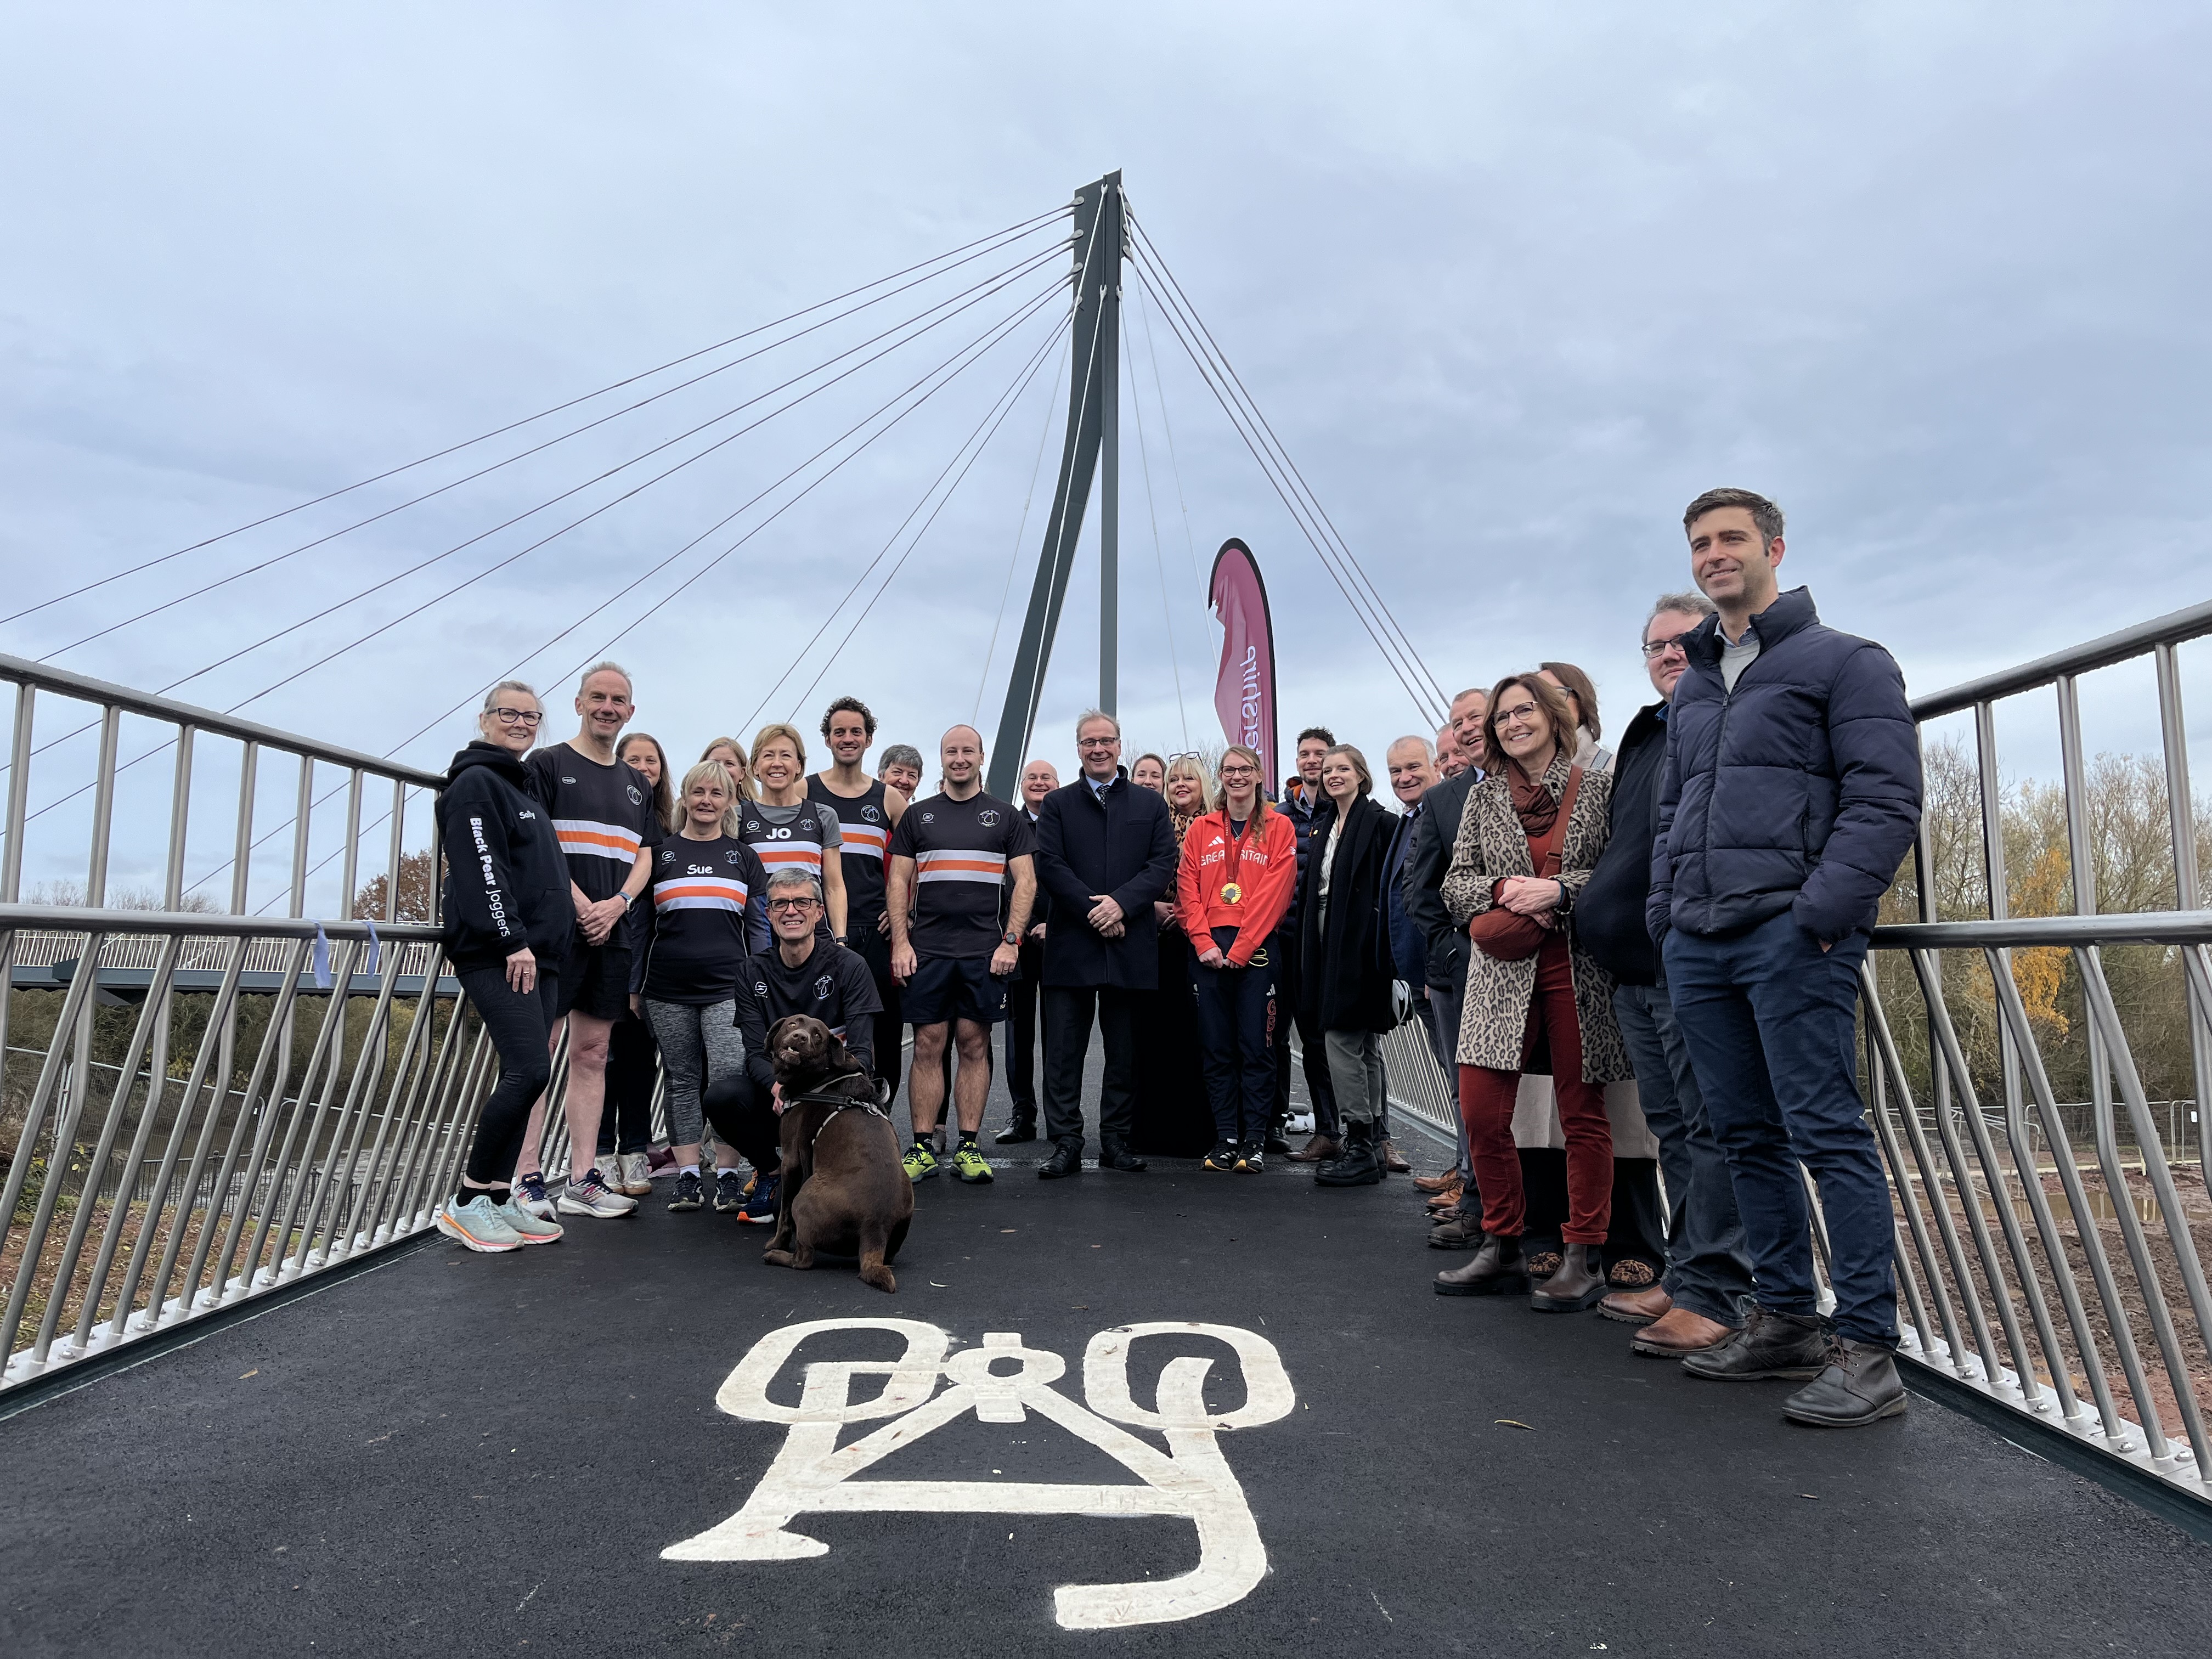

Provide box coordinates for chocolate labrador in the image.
[759,1014,913,1293]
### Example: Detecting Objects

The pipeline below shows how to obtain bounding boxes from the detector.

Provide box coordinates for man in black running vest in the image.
[808,695,909,1106]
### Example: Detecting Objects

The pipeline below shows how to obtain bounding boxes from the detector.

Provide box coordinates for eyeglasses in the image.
[1217,764,1258,778]
[1077,737,1119,750]
[489,708,543,726]
[1494,701,1544,730]
[766,897,820,913]
[1641,637,1690,660]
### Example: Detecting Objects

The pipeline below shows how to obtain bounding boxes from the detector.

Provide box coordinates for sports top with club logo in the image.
[637,832,768,1005]
[740,797,842,944]
[887,788,1035,960]
[805,773,893,928]
[523,741,661,907]
[731,939,884,1086]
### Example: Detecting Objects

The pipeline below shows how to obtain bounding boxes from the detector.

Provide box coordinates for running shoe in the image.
[737,1172,781,1222]
[713,1169,748,1212]
[950,1145,995,1184]
[668,1170,704,1211]
[902,1144,941,1183]
[497,1199,565,1244]
[556,1170,639,1218]
[513,1174,556,1220]
[617,1152,654,1197]
[1235,1145,1265,1175]
[1203,1139,1240,1172]
[436,1195,523,1253]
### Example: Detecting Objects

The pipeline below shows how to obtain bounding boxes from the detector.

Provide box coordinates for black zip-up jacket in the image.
[1577,701,1668,986]
[436,742,575,972]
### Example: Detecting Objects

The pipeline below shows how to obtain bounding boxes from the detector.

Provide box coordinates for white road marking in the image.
[664,1317,1295,1629]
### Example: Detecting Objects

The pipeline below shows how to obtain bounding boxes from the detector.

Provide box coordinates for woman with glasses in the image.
[432,682,573,1251]
[638,761,770,1214]
[1437,673,1632,1311]
[1295,743,1401,1187]
[595,732,673,1197]
[1177,746,1296,1171]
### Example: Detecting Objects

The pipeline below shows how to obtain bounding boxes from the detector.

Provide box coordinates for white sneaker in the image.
[513,1174,557,1220]
[436,1195,524,1252]
[617,1152,653,1197]
[498,1200,565,1244]
[557,1170,639,1218]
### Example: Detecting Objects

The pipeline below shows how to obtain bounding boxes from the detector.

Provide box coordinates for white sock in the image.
[679,1164,699,1179]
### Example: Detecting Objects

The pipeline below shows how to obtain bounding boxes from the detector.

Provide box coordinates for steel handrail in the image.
[0,904,444,941]
[1909,595,2212,720]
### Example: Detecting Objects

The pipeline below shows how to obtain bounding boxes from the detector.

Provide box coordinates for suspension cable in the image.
[2,203,1073,631]
[1130,218,1449,715]
[1132,276,1205,600]
[1128,255,1442,726]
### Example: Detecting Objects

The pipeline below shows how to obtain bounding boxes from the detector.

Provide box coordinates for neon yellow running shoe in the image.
[902,1143,940,1183]
[951,1144,996,1184]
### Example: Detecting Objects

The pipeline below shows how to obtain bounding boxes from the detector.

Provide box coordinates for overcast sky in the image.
[4,3,2209,908]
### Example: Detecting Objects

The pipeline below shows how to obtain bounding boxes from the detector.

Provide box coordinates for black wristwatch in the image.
[1003,929,1021,945]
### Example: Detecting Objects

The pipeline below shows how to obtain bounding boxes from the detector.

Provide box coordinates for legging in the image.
[1457,934,1613,1244]
[644,998,744,1147]
[456,962,561,1187]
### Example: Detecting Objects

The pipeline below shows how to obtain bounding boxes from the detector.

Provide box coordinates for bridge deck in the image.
[2,1078,2206,1656]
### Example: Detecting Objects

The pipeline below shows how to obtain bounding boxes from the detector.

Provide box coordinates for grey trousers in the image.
[1323,1029,1385,1126]
[1611,979,1753,1323]
[644,998,745,1148]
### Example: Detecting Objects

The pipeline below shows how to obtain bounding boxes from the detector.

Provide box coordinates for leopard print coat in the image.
[1439,750,1632,1084]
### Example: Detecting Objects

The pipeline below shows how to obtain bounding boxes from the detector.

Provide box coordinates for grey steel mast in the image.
[986,170,1122,799]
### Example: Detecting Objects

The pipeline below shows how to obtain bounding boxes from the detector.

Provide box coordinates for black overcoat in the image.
[1295,792,1397,1032]
[1034,773,1178,990]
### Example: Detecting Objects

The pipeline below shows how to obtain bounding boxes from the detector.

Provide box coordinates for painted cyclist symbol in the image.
[663,1318,1295,1629]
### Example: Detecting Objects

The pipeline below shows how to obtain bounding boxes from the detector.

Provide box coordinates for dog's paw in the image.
[861,1266,897,1293]
[762,1248,794,1267]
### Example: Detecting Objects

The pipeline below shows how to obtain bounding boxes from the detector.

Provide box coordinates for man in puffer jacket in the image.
[1647,488,1922,1429]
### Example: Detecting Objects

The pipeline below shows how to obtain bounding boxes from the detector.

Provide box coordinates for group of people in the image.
[431,484,1923,1432]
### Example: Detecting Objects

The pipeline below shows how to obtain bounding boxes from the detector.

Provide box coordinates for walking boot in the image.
[1530,1243,1607,1313]
[1099,1135,1148,1173]
[995,1105,1038,1145]
[1285,1133,1340,1163]
[1782,1339,1908,1427]
[1316,1122,1382,1186]
[1434,1233,1526,1296]
[1680,1306,1830,1381]
[1378,1137,1411,1175]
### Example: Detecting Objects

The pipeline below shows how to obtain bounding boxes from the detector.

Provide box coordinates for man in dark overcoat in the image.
[1031,710,1178,1177]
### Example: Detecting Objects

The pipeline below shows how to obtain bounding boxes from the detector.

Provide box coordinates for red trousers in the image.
[1458,934,1613,1244]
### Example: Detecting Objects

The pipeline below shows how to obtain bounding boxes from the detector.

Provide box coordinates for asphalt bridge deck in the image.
[3,1072,2207,1657]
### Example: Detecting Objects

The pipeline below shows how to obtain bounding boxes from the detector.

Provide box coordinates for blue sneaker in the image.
[436,1195,523,1253]
[737,1172,780,1224]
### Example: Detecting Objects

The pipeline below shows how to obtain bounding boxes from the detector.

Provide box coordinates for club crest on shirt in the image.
[861,805,881,822]
[815,974,833,1000]
[628,785,645,806]
[725,849,744,866]
[746,820,763,834]
[755,980,770,999]
[661,848,676,864]
[921,812,934,824]
[561,775,577,785]
[978,809,1001,828]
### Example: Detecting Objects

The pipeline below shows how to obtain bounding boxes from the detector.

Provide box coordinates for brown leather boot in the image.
[1413,1170,1460,1193]
[1285,1134,1340,1163]
[1632,1306,1740,1357]
[1378,1138,1412,1174]
[1598,1285,1672,1327]
[1434,1233,1526,1296]
[1427,1211,1485,1249]
[1530,1243,1607,1313]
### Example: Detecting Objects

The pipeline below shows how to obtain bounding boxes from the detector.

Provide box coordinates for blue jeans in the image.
[1612,979,1753,1324]
[1193,928,1278,1143]
[1662,912,1896,1345]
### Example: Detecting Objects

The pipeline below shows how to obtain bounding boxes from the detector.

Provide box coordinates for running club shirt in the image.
[888,789,1034,960]
[523,742,660,907]
[806,774,893,928]
[732,940,884,1092]
[740,797,842,944]
[638,833,767,1005]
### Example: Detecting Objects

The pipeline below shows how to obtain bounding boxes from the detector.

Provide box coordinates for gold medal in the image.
[1221,881,1244,904]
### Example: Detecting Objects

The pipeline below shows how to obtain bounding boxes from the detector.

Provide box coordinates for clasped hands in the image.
[1085,893,1126,939]
[1493,875,1563,920]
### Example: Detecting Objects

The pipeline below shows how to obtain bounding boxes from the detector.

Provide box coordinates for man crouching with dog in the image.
[704,867,911,1288]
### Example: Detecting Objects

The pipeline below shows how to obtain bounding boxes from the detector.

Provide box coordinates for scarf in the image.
[1508,759,1561,840]
[1170,805,1203,846]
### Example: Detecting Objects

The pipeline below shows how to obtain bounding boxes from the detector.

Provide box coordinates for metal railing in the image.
[0,662,464,1395]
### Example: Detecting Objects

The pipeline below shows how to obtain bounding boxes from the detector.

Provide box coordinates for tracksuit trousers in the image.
[1192,926,1277,1143]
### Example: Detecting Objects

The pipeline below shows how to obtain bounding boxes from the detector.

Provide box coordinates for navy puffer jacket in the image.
[1647,587,1921,945]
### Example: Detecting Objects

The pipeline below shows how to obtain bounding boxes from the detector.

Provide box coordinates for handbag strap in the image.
[1532,764,1584,881]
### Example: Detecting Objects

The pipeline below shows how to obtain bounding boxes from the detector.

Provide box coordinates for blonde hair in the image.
[749,723,808,783]
[678,760,744,837]
[700,736,751,796]
[1164,753,1214,814]
[1216,745,1269,827]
